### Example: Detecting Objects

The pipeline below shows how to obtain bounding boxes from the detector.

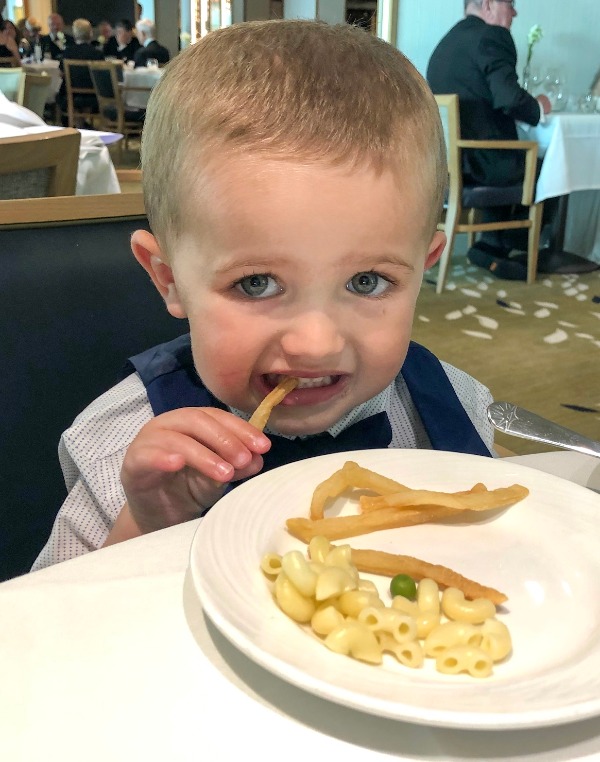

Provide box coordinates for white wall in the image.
[152,0,180,54]
[138,1,155,20]
[284,0,317,19]
[396,0,599,99]
[317,0,345,24]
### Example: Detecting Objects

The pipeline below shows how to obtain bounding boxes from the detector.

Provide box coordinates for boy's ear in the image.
[424,231,446,271]
[130,230,187,319]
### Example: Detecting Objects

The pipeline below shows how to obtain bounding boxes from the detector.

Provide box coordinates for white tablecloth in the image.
[122,67,162,109]
[519,113,600,263]
[1,451,599,762]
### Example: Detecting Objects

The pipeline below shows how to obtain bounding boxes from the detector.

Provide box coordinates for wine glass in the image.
[578,93,595,113]
[544,68,567,112]
[529,68,543,94]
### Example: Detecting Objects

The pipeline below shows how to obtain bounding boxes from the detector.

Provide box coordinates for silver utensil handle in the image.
[488,402,600,459]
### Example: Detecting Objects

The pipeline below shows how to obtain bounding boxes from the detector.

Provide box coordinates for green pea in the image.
[390,574,417,600]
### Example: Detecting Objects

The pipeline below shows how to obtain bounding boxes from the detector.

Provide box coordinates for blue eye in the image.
[235,273,281,298]
[346,271,390,297]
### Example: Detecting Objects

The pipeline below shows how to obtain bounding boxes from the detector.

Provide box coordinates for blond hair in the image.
[72,18,93,42]
[141,20,446,249]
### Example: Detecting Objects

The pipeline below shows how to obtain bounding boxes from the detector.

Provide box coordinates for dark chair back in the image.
[89,65,115,99]
[0,193,187,580]
[64,59,95,91]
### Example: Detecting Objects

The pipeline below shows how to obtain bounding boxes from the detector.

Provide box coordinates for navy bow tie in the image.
[260,411,393,473]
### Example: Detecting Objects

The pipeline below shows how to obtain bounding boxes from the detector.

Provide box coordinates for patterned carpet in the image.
[412,251,600,455]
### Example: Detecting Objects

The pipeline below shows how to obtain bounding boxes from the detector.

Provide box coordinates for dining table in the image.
[518,112,600,264]
[121,66,162,109]
[1,449,599,762]
[22,59,62,104]
[0,92,122,195]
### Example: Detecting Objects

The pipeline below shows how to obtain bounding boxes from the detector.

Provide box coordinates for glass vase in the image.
[523,63,531,92]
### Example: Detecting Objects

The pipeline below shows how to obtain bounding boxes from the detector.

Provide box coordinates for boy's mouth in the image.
[265,373,341,389]
[260,372,347,407]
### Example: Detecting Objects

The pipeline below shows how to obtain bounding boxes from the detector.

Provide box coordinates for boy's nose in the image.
[279,310,345,362]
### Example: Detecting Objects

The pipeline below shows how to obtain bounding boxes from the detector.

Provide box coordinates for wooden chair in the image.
[116,167,143,193]
[0,191,187,580]
[62,59,99,128]
[0,128,80,199]
[18,71,52,117]
[434,94,544,293]
[89,60,145,158]
[0,66,24,100]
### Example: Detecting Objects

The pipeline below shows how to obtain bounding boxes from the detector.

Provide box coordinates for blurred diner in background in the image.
[111,18,140,63]
[0,18,20,67]
[95,19,118,57]
[40,12,72,60]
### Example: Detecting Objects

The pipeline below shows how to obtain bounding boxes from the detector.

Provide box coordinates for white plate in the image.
[189,449,600,729]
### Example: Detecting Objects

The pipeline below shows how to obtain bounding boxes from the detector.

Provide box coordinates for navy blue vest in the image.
[125,334,491,477]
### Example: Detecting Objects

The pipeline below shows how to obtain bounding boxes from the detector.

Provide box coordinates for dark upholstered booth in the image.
[0,193,187,580]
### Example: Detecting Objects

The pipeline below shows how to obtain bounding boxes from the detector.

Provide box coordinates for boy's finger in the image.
[155,408,271,452]
[125,429,236,482]
[149,409,270,468]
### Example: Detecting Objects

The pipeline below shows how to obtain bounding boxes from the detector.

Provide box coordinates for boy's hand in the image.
[121,408,271,534]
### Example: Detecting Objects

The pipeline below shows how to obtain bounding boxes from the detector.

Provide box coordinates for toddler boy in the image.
[33,20,494,569]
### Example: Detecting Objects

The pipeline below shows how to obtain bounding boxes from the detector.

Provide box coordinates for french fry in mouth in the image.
[249,377,299,431]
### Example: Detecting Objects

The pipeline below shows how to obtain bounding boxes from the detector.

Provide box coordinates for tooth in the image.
[296,376,332,389]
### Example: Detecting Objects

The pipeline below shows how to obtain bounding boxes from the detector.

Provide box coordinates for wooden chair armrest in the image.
[116,169,143,183]
[457,140,539,206]
[0,193,144,226]
[457,139,537,151]
[118,83,153,92]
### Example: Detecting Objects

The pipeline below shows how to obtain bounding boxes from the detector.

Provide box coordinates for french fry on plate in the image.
[287,483,528,542]
[310,460,408,520]
[349,547,507,604]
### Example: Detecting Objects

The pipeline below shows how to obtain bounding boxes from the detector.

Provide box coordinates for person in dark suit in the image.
[40,13,73,60]
[427,0,552,277]
[113,19,140,63]
[94,20,118,58]
[134,19,170,67]
[57,18,104,123]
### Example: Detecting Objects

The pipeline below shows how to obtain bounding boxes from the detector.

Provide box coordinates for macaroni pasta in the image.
[261,536,512,678]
